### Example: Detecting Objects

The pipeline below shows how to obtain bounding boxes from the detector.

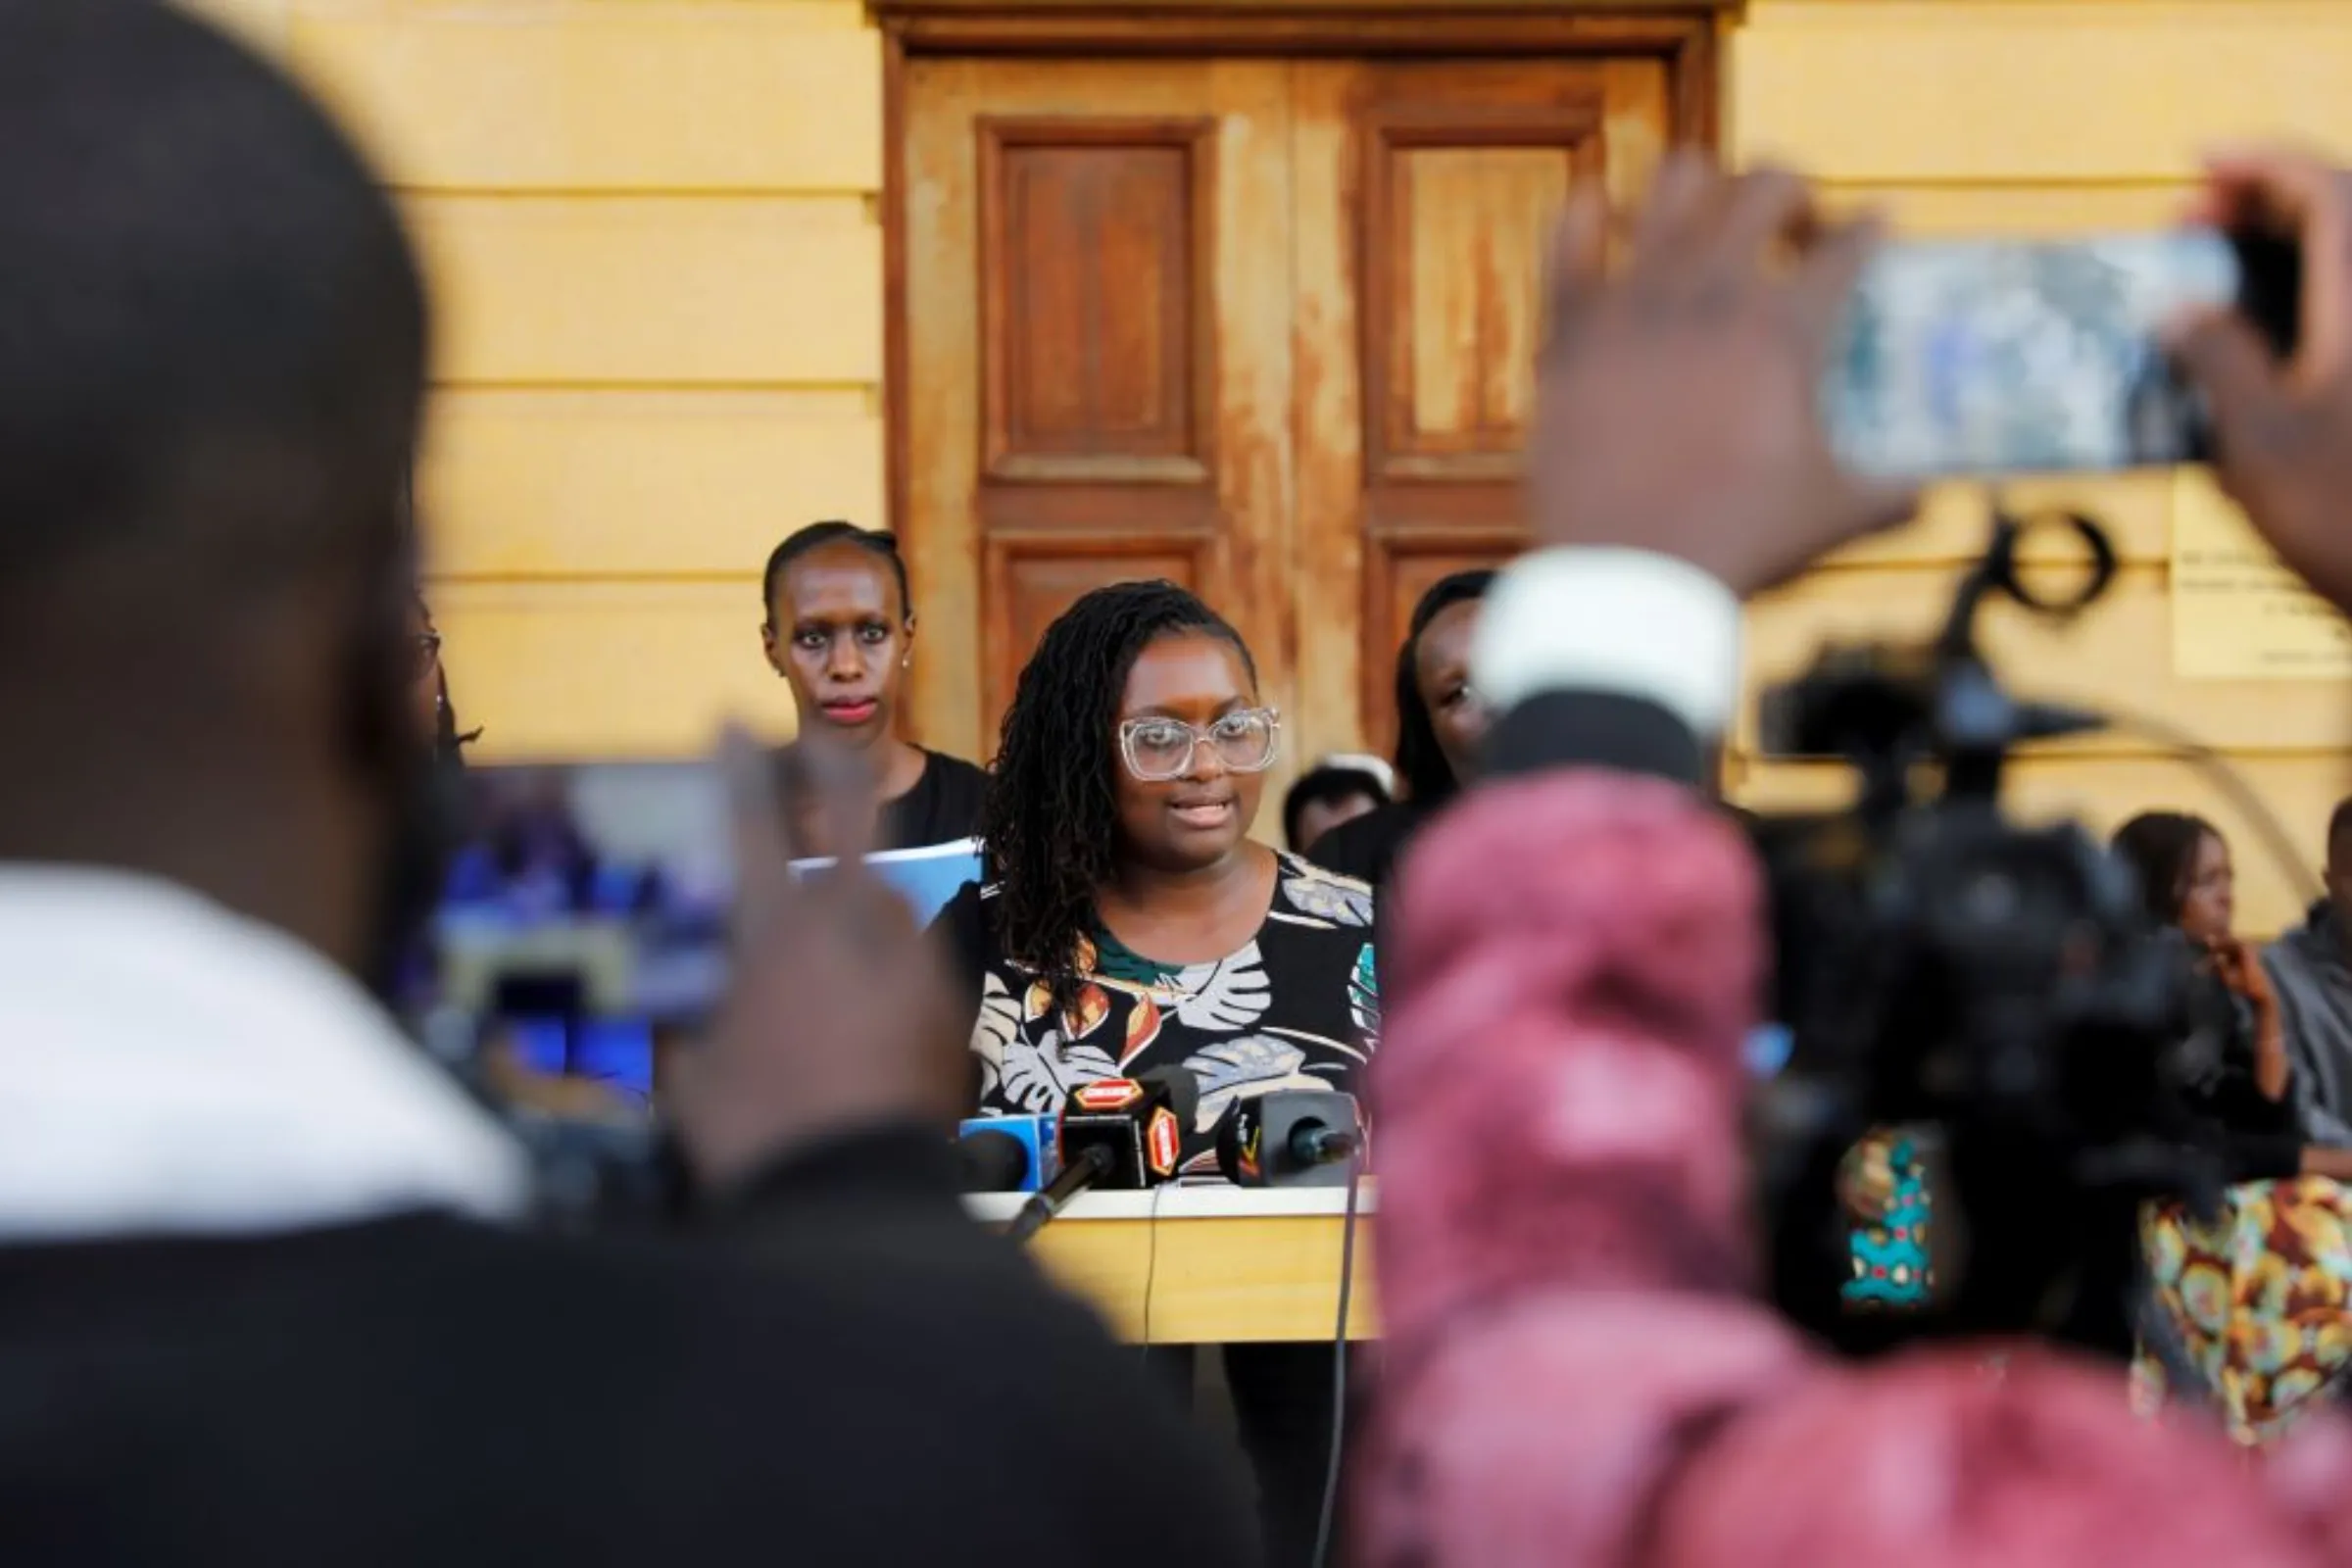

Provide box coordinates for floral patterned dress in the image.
[1843,1128,1935,1310]
[2133,1178,2352,1446]
[938,854,1380,1178]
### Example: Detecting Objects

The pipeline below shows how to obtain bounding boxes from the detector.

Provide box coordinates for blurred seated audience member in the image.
[2263,795,2352,1145]
[1282,759,1391,855]
[2114,812,2291,1116]
[0,11,1255,1566]
[761,521,985,856]
[937,579,1376,1566]
[1307,569,1493,889]
[2112,811,2352,1445]
[1357,149,2352,1568]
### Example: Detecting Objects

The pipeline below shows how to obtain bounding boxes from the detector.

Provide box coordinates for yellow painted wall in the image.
[182,0,887,759]
[188,0,2352,930]
[1730,0,2352,934]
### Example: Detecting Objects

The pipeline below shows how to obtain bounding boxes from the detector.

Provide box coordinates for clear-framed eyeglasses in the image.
[1118,707,1282,783]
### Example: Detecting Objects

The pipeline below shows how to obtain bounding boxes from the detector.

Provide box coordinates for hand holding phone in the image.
[666,731,971,1191]
[1528,153,1920,596]
[2168,150,2352,620]
[1821,228,2299,479]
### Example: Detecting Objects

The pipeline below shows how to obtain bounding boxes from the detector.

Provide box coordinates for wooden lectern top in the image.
[964,1184,1379,1344]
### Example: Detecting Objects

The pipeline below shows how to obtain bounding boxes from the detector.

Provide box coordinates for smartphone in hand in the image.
[412,760,984,1100]
[1822,229,2300,479]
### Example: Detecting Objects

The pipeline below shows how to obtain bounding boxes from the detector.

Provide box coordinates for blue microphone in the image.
[956,1115,1057,1194]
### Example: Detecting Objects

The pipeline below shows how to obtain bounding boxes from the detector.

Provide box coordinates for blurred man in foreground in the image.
[0,7,1253,1565]
[1360,151,2352,1564]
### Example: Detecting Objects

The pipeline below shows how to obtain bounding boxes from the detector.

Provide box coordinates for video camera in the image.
[1746,506,2230,1361]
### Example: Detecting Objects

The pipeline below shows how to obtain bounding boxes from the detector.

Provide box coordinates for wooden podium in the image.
[965,1185,1379,1344]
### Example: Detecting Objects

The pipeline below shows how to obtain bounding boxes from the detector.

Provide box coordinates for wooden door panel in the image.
[904,52,1677,775]
[903,60,1294,763]
[1365,112,1600,483]
[1292,58,1671,765]
[987,537,1207,731]
[982,120,1211,481]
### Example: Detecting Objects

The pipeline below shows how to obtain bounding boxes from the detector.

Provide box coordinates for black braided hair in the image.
[1393,568,1494,806]
[983,580,1255,1012]
[1282,762,1391,851]
[760,520,911,624]
[2111,810,2220,927]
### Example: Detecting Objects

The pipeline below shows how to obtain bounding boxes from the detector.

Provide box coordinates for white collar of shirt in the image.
[0,865,530,1242]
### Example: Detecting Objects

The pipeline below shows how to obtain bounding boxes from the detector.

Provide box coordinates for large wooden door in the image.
[1287,58,1668,761]
[901,52,1672,775]
[902,60,1298,764]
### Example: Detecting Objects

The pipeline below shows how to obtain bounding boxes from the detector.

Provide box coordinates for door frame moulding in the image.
[872,0,1737,58]
[874,0,1733,744]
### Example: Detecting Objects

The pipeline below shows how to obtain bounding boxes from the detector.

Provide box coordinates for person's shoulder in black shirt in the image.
[1302,800,1430,891]
[0,1126,1261,1568]
[880,750,987,852]
[934,876,995,1008]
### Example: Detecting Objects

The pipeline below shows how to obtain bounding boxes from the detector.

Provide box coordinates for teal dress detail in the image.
[1844,1132,1935,1309]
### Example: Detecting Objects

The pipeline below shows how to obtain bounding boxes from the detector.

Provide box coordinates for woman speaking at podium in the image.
[936,580,1379,1566]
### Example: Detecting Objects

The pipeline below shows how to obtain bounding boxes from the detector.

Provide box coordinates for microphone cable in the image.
[1138,1179,1167,1365]
[1309,1153,1364,1568]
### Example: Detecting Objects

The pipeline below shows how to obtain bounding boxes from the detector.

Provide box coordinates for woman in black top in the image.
[1308,568,1493,890]
[2112,812,2299,1160]
[760,522,986,853]
[2112,811,2352,1445]
[937,581,1375,1565]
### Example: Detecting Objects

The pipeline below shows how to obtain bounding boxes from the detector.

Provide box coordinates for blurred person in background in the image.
[1358,148,2352,1567]
[1307,569,1494,890]
[2112,811,2292,1136]
[1282,758,1391,856]
[379,589,471,1015]
[937,579,1377,1566]
[760,520,985,857]
[2112,811,2352,1445]
[0,9,1255,1565]
[411,591,479,765]
[2263,795,2352,1145]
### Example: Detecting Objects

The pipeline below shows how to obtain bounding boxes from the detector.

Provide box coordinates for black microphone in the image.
[1215,1091,1364,1188]
[1003,1144,1115,1247]
[1004,1067,1200,1245]
[957,1129,1034,1195]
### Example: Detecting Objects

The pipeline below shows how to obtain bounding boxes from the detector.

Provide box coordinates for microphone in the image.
[1004,1067,1200,1246]
[1215,1090,1364,1188]
[956,1115,1056,1194]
